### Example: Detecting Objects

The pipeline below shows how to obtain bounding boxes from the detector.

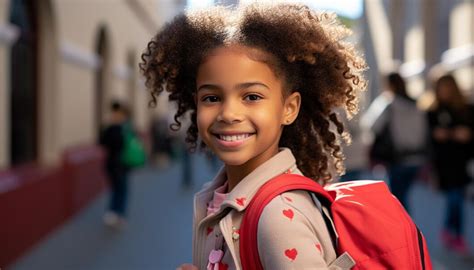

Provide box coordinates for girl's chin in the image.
[221,159,247,167]
[216,154,248,167]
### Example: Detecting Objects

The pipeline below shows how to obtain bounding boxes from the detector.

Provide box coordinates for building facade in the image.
[0,1,185,266]
[0,0,185,169]
[363,0,473,102]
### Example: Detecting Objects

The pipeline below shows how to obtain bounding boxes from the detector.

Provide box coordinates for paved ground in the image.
[9,154,474,270]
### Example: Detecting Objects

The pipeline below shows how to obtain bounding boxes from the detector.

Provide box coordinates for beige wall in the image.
[0,0,176,169]
[0,43,8,168]
[364,0,393,73]
[0,0,11,168]
[54,1,151,152]
[450,1,473,97]
[403,0,424,98]
[56,61,94,148]
[52,0,173,163]
[451,1,473,49]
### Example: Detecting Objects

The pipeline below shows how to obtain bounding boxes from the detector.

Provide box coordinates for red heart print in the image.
[284,248,298,261]
[207,227,213,235]
[282,209,294,220]
[284,196,293,202]
[315,243,322,253]
[236,197,246,206]
[219,262,228,270]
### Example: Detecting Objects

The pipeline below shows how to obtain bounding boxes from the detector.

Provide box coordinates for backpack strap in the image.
[310,192,339,250]
[239,174,334,270]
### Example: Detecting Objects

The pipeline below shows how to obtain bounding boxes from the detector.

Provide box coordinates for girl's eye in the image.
[244,94,262,101]
[201,95,220,103]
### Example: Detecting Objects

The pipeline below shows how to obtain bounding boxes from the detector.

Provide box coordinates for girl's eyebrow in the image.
[197,82,270,92]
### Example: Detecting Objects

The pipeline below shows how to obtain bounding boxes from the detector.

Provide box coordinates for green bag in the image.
[121,123,146,168]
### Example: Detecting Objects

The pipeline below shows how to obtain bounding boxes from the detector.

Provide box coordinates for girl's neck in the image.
[225,166,249,192]
[224,147,279,192]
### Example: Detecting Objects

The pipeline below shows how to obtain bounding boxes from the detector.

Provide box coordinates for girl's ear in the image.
[283,91,301,125]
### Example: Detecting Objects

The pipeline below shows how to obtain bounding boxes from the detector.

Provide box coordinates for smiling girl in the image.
[141,3,366,269]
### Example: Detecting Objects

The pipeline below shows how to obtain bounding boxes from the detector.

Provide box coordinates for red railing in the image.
[0,144,108,268]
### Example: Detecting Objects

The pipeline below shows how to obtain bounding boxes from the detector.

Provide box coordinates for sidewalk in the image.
[410,181,474,270]
[9,153,474,270]
[10,154,215,270]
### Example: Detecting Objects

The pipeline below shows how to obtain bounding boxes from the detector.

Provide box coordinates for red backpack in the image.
[240,174,432,270]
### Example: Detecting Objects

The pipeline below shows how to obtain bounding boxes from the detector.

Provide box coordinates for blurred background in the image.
[0,0,472,269]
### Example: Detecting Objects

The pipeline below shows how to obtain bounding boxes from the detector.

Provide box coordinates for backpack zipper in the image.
[416,226,425,270]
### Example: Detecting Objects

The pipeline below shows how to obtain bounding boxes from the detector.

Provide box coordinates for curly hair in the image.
[140,3,367,184]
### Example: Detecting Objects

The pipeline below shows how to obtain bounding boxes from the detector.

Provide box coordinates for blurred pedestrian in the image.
[169,111,194,188]
[150,115,173,168]
[427,74,473,255]
[361,72,428,212]
[99,101,131,229]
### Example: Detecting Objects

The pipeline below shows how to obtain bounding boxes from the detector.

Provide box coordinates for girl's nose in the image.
[216,100,243,124]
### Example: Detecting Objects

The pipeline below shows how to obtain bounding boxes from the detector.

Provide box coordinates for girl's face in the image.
[196,46,300,169]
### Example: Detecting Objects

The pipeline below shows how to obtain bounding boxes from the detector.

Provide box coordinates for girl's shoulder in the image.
[255,190,336,267]
[257,189,328,235]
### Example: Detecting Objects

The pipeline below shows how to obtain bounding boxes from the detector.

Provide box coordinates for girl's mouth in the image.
[212,133,255,148]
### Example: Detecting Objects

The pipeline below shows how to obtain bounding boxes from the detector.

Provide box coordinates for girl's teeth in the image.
[219,134,249,141]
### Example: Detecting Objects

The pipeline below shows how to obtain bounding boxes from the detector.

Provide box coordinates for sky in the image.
[306,0,363,19]
[187,0,364,19]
